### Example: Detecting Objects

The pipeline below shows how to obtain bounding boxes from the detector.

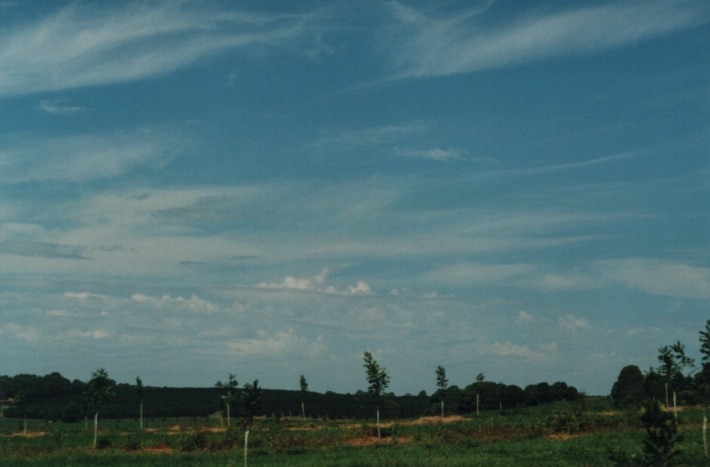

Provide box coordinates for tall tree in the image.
[699,320,710,459]
[475,372,485,416]
[241,380,262,467]
[363,351,390,438]
[701,320,710,365]
[611,365,645,407]
[657,342,694,407]
[86,368,115,449]
[12,390,28,434]
[699,321,710,402]
[640,399,683,465]
[435,366,448,418]
[135,377,145,429]
[299,375,308,420]
[215,373,238,427]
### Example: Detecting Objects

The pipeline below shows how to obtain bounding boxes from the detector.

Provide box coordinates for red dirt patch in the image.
[2,431,48,438]
[144,443,174,454]
[344,435,414,447]
[405,415,466,426]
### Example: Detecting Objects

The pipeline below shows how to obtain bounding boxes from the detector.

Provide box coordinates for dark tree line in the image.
[431,379,580,416]
[611,319,710,408]
[2,371,581,423]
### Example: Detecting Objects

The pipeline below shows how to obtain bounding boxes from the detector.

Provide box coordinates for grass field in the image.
[1,400,708,466]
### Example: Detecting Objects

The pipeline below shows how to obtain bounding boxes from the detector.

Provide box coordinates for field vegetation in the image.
[1,399,709,465]
[3,320,710,464]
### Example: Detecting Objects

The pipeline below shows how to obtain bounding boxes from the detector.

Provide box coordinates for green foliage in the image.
[2,403,710,465]
[178,431,208,452]
[215,373,238,423]
[435,366,447,392]
[86,368,115,411]
[124,433,141,451]
[640,400,682,466]
[611,365,645,407]
[700,320,710,364]
[242,379,262,428]
[363,351,390,405]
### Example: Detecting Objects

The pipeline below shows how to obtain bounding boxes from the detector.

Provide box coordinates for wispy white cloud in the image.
[486,341,558,361]
[516,310,535,326]
[0,127,188,183]
[558,314,591,331]
[38,98,84,114]
[425,262,535,287]
[0,2,320,96]
[226,329,328,357]
[64,328,110,340]
[386,1,709,78]
[395,146,466,161]
[314,123,429,149]
[598,258,710,300]
[0,323,42,343]
[0,240,88,259]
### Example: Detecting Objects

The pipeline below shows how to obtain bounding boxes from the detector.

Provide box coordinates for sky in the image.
[0,0,708,397]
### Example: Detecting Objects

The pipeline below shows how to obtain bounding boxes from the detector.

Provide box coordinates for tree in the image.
[698,320,710,403]
[657,342,695,408]
[241,380,262,467]
[11,390,28,434]
[699,320,710,459]
[640,399,683,466]
[299,375,308,420]
[86,368,115,449]
[363,351,390,438]
[701,320,710,364]
[475,372,485,416]
[135,377,145,429]
[215,373,238,427]
[611,365,646,407]
[435,366,448,418]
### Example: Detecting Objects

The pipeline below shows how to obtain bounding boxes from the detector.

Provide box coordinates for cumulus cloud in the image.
[516,310,535,326]
[130,293,217,312]
[348,281,373,295]
[255,269,373,296]
[63,291,108,300]
[558,314,591,331]
[64,328,110,339]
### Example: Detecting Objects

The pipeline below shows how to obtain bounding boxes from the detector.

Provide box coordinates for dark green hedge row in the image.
[0,372,580,422]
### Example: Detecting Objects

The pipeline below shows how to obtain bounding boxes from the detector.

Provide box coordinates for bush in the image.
[179,431,207,452]
[95,437,112,449]
[124,433,141,451]
[640,400,682,466]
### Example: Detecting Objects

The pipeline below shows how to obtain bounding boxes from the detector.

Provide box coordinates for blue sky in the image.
[0,0,708,397]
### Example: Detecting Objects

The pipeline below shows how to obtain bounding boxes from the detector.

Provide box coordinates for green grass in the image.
[1,402,708,466]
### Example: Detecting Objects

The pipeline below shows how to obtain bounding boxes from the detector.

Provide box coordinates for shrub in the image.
[640,400,682,466]
[124,433,141,451]
[95,437,112,449]
[179,431,207,452]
